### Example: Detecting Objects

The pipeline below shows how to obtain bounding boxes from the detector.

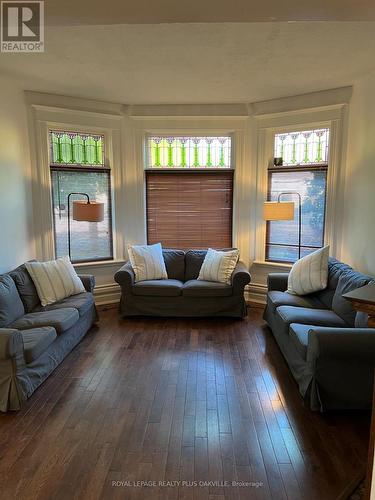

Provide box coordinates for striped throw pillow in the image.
[25,256,85,307]
[287,246,329,296]
[127,243,168,283]
[198,248,239,285]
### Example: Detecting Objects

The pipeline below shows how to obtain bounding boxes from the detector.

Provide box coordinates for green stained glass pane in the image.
[274,129,329,166]
[147,136,232,168]
[49,131,105,166]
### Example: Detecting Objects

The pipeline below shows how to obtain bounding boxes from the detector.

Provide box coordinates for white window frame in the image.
[49,127,114,263]
[27,95,124,265]
[253,104,349,267]
[127,116,252,266]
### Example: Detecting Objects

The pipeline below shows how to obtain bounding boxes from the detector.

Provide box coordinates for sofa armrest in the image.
[0,329,23,360]
[114,261,135,294]
[267,273,289,292]
[307,327,375,362]
[78,274,96,293]
[306,326,375,410]
[232,261,251,295]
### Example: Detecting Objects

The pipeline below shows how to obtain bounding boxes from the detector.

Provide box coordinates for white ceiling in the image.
[1,22,375,104]
[45,0,375,24]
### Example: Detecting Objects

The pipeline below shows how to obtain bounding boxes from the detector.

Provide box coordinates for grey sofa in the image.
[115,249,251,318]
[0,262,97,412]
[263,257,375,411]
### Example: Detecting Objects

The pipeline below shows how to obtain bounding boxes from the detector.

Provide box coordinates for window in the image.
[146,136,233,249]
[147,136,231,168]
[49,131,113,263]
[266,128,329,263]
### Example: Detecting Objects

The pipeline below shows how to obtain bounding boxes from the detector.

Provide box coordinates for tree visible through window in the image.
[266,129,329,263]
[49,131,113,263]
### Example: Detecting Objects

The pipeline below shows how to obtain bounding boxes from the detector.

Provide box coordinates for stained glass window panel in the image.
[274,129,329,166]
[50,131,104,166]
[147,136,232,168]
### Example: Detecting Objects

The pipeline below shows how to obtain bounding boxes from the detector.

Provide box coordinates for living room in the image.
[0,2,375,499]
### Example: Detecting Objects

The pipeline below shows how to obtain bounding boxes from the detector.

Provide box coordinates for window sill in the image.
[252,260,292,270]
[74,259,125,269]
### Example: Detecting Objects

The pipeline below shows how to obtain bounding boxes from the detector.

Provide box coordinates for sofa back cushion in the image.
[185,250,208,281]
[162,249,185,281]
[315,257,355,309]
[9,263,40,313]
[332,271,373,326]
[0,275,25,327]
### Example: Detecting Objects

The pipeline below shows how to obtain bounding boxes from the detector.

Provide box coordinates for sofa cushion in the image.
[20,327,57,363]
[316,257,355,309]
[25,257,85,307]
[276,305,347,328]
[132,279,183,297]
[185,250,207,281]
[162,249,186,282]
[185,248,234,281]
[128,243,168,282]
[183,279,232,297]
[268,291,325,314]
[0,275,25,328]
[198,248,239,285]
[10,308,79,334]
[33,292,94,317]
[289,323,311,360]
[9,263,40,313]
[332,272,373,326]
[287,246,329,296]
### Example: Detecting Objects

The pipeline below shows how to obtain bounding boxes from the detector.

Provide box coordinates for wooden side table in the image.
[343,282,375,327]
[343,283,375,500]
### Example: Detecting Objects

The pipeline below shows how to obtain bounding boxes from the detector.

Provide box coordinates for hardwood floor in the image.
[0,307,370,500]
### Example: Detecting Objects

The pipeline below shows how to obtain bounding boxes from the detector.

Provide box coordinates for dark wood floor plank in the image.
[0,308,369,500]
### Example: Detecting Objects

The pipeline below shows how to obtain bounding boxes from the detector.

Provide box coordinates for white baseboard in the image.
[246,282,268,305]
[94,283,121,306]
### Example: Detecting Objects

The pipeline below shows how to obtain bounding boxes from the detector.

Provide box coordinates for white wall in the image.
[0,76,34,273]
[342,70,375,276]
[1,77,373,300]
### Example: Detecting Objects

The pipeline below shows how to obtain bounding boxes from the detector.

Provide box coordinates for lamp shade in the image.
[263,201,294,221]
[73,200,104,222]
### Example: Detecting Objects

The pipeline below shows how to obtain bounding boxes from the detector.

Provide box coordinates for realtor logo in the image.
[1,1,44,52]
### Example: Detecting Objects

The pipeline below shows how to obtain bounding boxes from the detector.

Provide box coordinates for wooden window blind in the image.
[146,171,233,249]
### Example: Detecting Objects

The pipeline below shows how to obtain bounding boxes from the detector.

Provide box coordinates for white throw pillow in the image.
[198,248,239,285]
[127,243,168,283]
[25,256,85,307]
[287,246,329,296]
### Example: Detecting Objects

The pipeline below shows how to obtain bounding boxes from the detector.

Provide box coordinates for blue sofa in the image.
[0,263,97,411]
[115,249,251,318]
[263,257,375,411]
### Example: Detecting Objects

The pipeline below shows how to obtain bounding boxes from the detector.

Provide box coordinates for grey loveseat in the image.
[263,257,375,411]
[115,249,251,318]
[0,262,97,411]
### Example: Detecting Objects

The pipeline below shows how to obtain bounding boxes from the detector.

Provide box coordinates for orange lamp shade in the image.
[73,200,104,222]
[263,201,295,221]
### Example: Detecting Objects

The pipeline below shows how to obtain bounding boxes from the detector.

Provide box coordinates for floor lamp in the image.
[263,191,302,259]
[67,192,104,261]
